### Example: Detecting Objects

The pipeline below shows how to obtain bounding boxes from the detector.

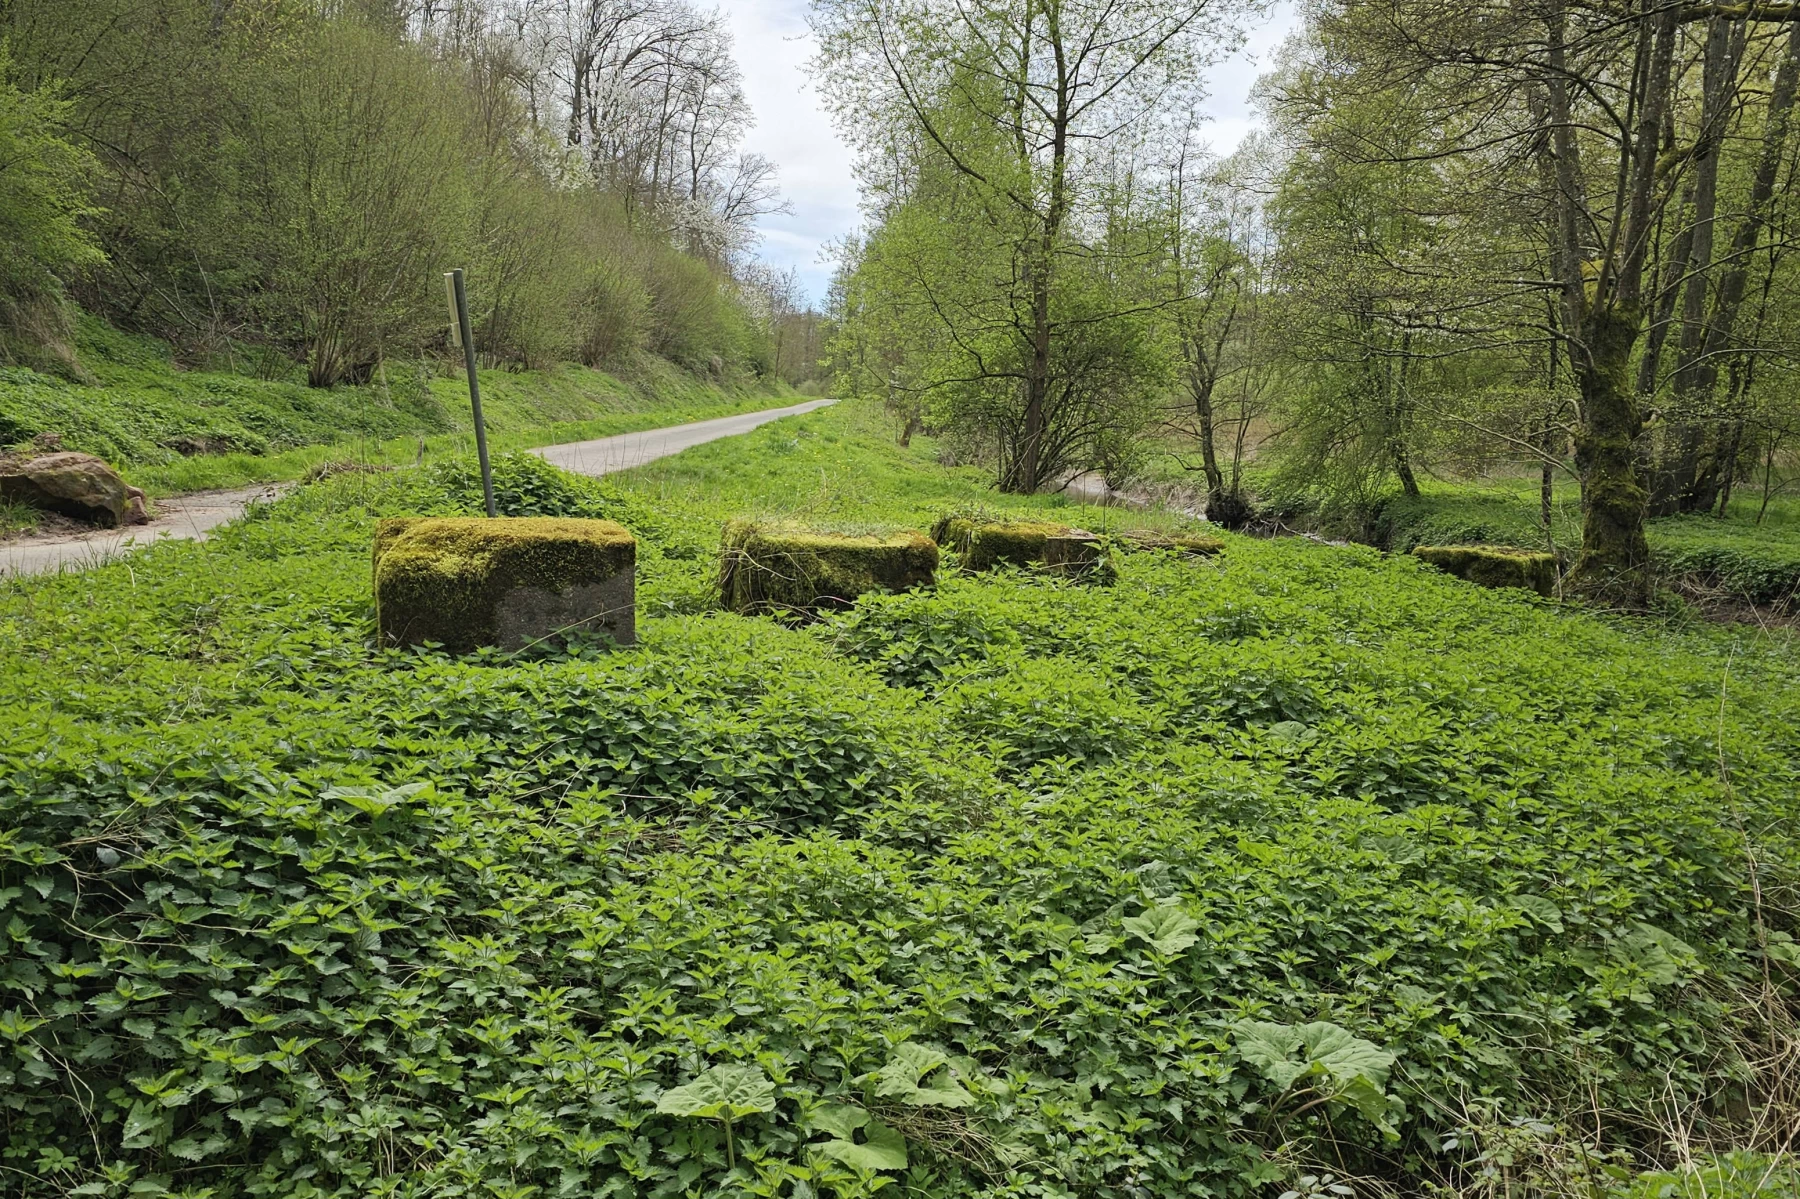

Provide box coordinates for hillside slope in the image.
[0,316,790,503]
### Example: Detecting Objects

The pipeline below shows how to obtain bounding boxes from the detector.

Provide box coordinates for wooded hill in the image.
[0,0,823,389]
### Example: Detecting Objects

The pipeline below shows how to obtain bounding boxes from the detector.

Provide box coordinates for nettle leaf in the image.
[322,781,435,818]
[1510,895,1564,934]
[874,1043,975,1108]
[808,1104,909,1172]
[119,1099,167,1150]
[655,1063,776,1120]
[1121,900,1200,955]
[1233,1020,1399,1129]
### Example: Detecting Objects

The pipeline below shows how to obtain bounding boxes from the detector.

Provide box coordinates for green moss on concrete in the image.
[929,515,977,551]
[931,515,1071,571]
[1413,544,1558,597]
[1043,532,1116,584]
[374,516,636,652]
[720,520,937,616]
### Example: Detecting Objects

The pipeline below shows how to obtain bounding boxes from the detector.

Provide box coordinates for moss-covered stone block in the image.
[720,520,937,616]
[1117,529,1225,557]
[1043,532,1113,583]
[1413,544,1557,597]
[932,516,1073,571]
[374,517,636,652]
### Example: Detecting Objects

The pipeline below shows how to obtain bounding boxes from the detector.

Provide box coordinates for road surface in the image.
[532,397,832,476]
[0,397,834,578]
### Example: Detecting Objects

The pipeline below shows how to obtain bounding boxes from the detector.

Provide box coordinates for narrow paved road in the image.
[0,397,834,578]
[532,397,833,477]
[0,486,283,579]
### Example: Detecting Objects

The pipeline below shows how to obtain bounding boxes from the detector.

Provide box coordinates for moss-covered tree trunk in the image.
[1567,307,1652,607]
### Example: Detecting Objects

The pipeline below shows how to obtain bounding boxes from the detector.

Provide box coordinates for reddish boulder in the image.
[124,486,150,526]
[0,452,131,526]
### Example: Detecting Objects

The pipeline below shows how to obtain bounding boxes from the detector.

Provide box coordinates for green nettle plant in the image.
[0,402,1797,1198]
[655,1064,777,1171]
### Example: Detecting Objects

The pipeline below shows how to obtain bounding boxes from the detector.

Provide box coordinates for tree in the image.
[1,0,787,380]
[0,46,104,374]
[1265,0,1800,606]
[813,0,1240,492]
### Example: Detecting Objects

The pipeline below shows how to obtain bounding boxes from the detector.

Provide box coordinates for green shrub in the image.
[1652,517,1800,609]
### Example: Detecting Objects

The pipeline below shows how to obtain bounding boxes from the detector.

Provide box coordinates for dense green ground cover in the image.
[3,403,1798,1198]
[1359,479,1800,611]
[0,316,787,502]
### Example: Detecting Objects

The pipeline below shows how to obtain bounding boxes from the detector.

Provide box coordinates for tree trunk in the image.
[1676,22,1800,513]
[1656,15,1743,514]
[1568,307,1653,606]
[1548,1,1670,607]
[1192,370,1225,500]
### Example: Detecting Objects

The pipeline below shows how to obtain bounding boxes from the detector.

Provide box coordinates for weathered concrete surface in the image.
[374,516,637,652]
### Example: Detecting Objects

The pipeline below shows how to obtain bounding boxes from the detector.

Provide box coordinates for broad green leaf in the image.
[322,781,433,817]
[655,1063,776,1120]
[1611,923,1695,987]
[1121,902,1200,955]
[1232,1021,1308,1090]
[1298,1022,1395,1089]
[1510,895,1564,934]
[817,1118,908,1171]
[806,1102,868,1140]
[874,1043,975,1108]
[1234,1020,1396,1097]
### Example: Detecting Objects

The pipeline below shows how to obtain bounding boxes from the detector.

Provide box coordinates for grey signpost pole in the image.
[445,268,497,517]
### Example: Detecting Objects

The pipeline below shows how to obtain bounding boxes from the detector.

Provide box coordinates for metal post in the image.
[447,268,496,518]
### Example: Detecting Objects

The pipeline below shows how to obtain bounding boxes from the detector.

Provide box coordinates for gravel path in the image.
[0,397,835,578]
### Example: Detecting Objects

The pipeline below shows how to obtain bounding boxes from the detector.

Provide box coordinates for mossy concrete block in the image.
[720,520,937,615]
[932,516,1072,571]
[1413,544,1557,597]
[374,516,636,652]
[1117,529,1225,557]
[1043,532,1113,583]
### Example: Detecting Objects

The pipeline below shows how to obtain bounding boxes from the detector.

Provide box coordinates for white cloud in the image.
[723,0,1300,307]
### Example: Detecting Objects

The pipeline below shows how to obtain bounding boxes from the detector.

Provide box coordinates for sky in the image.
[722,0,1302,308]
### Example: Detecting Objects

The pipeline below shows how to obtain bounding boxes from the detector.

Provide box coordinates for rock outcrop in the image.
[0,452,132,526]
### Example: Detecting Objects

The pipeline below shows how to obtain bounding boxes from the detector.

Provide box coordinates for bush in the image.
[0,48,104,376]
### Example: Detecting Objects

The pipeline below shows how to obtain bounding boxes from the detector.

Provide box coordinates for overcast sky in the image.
[722,1,1301,307]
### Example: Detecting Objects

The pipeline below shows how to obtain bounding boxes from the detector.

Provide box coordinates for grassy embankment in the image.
[0,315,794,528]
[2,400,1798,1197]
[1208,454,1800,612]
[1363,475,1800,611]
